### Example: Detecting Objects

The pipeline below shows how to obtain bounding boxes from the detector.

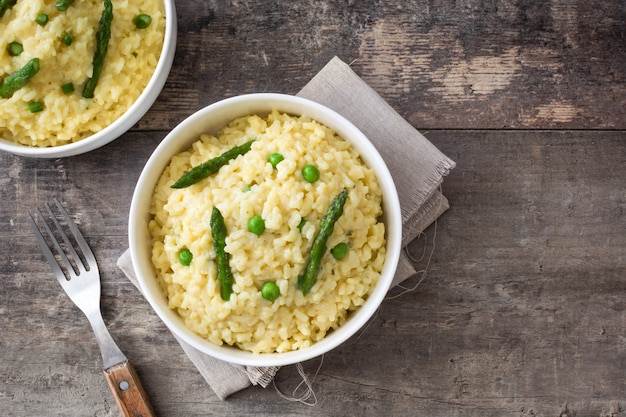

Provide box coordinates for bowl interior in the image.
[130,93,402,367]
[0,0,177,158]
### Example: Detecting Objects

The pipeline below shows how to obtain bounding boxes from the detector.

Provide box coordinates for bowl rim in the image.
[129,93,403,367]
[0,0,177,158]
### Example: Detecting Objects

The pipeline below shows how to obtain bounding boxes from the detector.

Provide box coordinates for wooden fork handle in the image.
[104,360,157,417]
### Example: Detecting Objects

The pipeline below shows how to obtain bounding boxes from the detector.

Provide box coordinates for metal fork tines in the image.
[29,199,127,368]
[29,199,156,417]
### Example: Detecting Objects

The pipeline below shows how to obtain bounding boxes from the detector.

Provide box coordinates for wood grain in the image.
[1,0,625,416]
[137,0,626,131]
[1,130,624,416]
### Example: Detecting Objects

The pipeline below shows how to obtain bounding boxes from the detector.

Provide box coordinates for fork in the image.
[29,199,156,417]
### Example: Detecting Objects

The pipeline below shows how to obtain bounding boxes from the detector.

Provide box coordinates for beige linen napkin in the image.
[117,56,455,400]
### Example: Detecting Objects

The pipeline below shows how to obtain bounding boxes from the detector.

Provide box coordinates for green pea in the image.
[261,281,280,301]
[61,31,73,46]
[331,242,348,260]
[268,152,284,168]
[178,248,193,266]
[28,102,43,113]
[302,164,320,183]
[248,215,265,235]
[7,42,23,57]
[134,13,152,29]
[61,82,74,94]
[35,13,49,26]
[56,0,74,12]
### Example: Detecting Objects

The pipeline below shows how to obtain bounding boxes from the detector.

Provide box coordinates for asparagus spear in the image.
[298,189,349,295]
[0,58,40,99]
[210,207,234,301]
[82,0,112,98]
[171,140,255,189]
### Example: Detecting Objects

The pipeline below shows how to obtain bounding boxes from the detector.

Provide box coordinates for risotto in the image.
[0,0,165,147]
[149,110,387,354]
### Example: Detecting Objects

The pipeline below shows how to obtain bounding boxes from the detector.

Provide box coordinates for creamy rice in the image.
[0,0,165,147]
[149,110,387,354]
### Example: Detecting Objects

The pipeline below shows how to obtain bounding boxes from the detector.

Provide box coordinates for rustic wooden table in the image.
[1,1,625,416]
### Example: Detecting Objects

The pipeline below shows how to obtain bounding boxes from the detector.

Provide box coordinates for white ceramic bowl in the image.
[0,0,177,158]
[129,93,402,367]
